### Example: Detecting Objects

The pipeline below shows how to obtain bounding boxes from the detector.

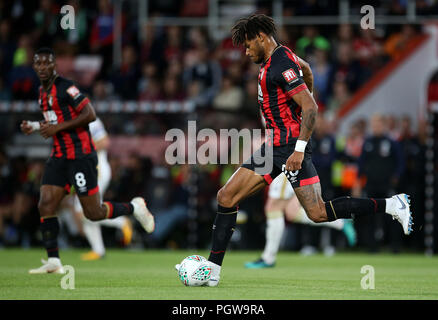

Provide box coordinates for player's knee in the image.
[82,205,103,221]
[38,196,56,216]
[306,207,327,223]
[217,187,237,208]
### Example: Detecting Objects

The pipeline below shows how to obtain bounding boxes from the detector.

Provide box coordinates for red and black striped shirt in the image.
[38,76,95,159]
[258,45,309,147]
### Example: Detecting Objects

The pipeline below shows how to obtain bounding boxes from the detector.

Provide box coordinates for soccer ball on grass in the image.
[176,255,211,286]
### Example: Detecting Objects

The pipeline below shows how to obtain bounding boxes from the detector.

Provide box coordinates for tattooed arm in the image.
[293,88,318,142]
[285,88,318,171]
[297,57,314,94]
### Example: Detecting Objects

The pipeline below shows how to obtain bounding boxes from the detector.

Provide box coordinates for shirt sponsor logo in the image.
[43,110,58,124]
[282,68,297,84]
[67,86,81,99]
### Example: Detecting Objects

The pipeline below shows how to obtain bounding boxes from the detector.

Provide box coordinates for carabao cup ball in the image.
[177,255,212,286]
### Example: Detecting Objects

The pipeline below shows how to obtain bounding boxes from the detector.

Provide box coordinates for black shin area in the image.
[208,206,238,266]
[325,197,386,221]
[40,217,60,258]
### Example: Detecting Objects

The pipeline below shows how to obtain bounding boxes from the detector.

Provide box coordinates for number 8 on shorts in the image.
[75,172,87,188]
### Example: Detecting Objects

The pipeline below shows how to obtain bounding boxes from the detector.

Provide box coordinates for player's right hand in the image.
[286,151,304,171]
[20,120,33,135]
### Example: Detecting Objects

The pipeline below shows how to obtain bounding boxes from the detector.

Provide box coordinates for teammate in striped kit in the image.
[203,14,413,286]
[74,117,133,261]
[21,48,154,274]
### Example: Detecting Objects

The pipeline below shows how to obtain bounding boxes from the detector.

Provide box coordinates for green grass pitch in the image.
[0,248,437,300]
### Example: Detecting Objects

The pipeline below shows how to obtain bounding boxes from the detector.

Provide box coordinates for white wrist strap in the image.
[295,140,307,152]
[28,121,41,131]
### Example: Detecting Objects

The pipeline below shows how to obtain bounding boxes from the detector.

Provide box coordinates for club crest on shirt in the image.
[282,68,297,84]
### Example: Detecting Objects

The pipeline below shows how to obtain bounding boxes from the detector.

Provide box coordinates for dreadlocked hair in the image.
[231,14,277,46]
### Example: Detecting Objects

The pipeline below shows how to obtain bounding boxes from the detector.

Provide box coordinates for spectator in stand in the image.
[310,48,332,105]
[9,35,39,100]
[333,24,354,45]
[139,77,162,102]
[330,23,354,62]
[182,46,221,107]
[33,0,60,47]
[312,113,337,201]
[0,154,41,248]
[215,36,245,70]
[329,41,367,93]
[384,24,417,60]
[0,78,11,101]
[0,20,16,85]
[277,26,295,50]
[140,22,165,69]
[10,161,44,248]
[226,62,244,87]
[337,119,367,195]
[326,80,351,115]
[0,149,14,247]
[294,0,334,15]
[163,26,183,62]
[166,58,183,80]
[162,76,185,101]
[62,0,89,52]
[245,62,261,82]
[213,74,244,112]
[295,25,330,60]
[387,114,400,140]
[110,45,140,100]
[241,77,259,122]
[147,164,190,248]
[106,154,151,203]
[90,0,122,73]
[387,0,407,15]
[398,116,424,198]
[138,62,158,98]
[353,113,405,253]
[397,116,425,249]
[183,26,210,70]
[186,26,209,49]
[180,0,209,17]
[92,79,116,102]
[353,28,386,71]
[344,119,366,160]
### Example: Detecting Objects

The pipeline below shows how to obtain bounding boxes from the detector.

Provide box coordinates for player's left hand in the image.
[286,151,304,171]
[40,121,59,139]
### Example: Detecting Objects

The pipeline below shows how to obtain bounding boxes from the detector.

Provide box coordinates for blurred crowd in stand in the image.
[0,0,434,252]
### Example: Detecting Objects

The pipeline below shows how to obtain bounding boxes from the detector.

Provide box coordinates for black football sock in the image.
[325,197,386,221]
[208,205,238,266]
[104,201,134,219]
[40,217,60,258]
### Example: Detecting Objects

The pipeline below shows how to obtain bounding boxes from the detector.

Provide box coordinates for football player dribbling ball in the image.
[198,14,413,287]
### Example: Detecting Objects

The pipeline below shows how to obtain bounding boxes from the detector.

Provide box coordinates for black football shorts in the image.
[41,153,99,197]
[241,142,320,188]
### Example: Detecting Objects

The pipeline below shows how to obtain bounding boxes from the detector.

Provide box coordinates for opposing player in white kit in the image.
[245,173,357,268]
[74,117,133,260]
